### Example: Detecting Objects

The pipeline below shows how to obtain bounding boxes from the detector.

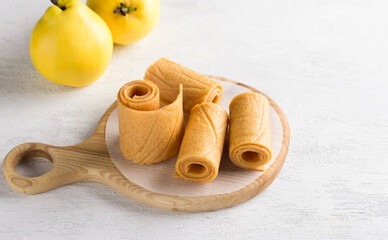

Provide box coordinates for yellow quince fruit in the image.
[30,0,113,87]
[87,0,160,45]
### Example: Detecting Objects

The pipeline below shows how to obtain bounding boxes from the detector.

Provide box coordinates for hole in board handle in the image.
[15,150,53,178]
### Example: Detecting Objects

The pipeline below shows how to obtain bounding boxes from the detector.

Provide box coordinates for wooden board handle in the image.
[1,139,161,205]
[2,102,122,195]
[2,140,122,194]
[2,142,88,194]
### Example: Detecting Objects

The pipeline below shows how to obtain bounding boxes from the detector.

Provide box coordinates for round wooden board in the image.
[2,76,290,212]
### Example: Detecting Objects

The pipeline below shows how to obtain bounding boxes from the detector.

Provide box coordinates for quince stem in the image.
[50,0,66,10]
[113,3,137,16]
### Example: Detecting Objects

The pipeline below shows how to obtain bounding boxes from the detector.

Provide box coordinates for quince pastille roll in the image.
[175,103,228,182]
[229,92,272,171]
[118,80,185,164]
[144,58,223,115]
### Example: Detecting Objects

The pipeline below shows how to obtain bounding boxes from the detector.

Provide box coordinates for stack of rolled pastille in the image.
[117,58,273,183]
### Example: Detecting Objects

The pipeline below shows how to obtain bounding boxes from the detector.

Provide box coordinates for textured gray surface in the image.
[1,0,387,239]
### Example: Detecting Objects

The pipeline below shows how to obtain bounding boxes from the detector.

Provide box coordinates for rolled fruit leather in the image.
[144,58,223,115]
[117,80,185,164]
[175,103,228,182]
[229,92,272,171]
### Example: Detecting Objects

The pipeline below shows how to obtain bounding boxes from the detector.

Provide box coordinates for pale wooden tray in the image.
[2,76,290,212]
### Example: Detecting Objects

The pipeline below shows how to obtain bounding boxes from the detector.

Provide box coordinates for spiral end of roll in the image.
[117,80,159,111]
[230,144,272,171]
[175,157,218,183]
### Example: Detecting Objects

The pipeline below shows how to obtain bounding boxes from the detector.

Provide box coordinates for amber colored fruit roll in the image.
[144,58,223,115]
[117,80,185,164]
[175,103,228,182]
[229,92,272,171]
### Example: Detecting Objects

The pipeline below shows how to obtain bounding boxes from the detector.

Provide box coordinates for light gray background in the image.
[1,0,387,239]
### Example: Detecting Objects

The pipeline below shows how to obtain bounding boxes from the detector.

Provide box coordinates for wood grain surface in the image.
[2,77,290,212]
